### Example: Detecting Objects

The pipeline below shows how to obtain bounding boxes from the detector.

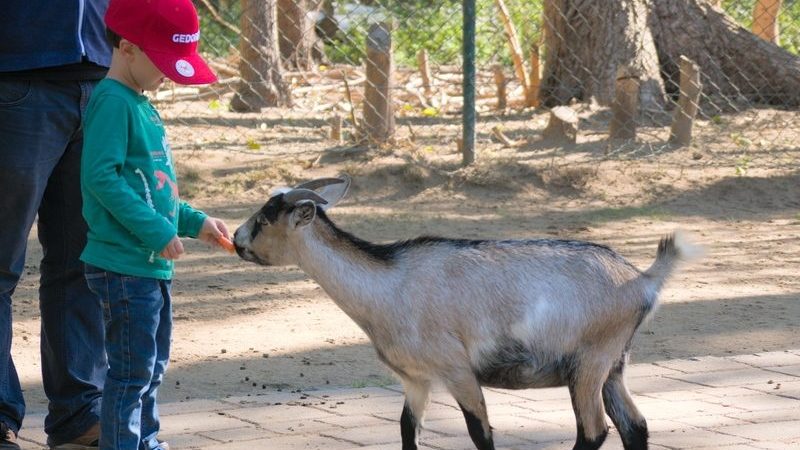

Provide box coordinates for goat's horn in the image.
[283,188,328,205]
[294,177,345,191]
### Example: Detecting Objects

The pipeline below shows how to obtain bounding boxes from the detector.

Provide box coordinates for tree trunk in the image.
[541,0,800,111]
[231,0,292,111]
[650,0,800,108]
[541,0,665,113]
[278,0,319,70]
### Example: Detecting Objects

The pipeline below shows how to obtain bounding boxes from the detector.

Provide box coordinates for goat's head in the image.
[233,176,351,266]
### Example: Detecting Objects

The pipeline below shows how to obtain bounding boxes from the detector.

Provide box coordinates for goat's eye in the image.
[257,214,270,226]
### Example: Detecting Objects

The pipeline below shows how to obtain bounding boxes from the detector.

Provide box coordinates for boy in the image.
[80,0,230,448]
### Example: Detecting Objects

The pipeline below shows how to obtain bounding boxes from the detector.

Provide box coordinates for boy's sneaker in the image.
[0,422,21,450]
[157,442,170,450]
[49,423,99,449]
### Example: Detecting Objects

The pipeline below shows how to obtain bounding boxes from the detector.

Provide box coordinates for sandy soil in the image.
[10,102,800,415]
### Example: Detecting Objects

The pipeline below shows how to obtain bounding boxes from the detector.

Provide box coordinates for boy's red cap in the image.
[105,0,217,85]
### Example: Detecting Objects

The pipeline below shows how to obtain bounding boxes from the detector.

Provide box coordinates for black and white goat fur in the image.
[233,176,700,450]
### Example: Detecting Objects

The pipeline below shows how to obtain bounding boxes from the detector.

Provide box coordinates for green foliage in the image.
[198,3,241,57]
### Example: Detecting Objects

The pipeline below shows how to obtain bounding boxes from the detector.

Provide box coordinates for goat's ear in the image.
[290,200,317,228]
[316,175,351,211]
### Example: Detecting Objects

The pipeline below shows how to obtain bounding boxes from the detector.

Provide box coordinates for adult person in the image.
[0,1,111,448]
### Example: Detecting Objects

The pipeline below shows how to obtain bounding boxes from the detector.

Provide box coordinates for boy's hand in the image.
[199,217,234,253]
[160,235,184,260]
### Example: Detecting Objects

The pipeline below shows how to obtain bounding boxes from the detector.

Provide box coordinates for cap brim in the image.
[144,49,218,85]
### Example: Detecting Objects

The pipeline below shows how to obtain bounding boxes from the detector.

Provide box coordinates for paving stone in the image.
[742,380,800,399]
[494,386,570,402]
[205,434,355,449]
[224,403,338,424]
[159,410,252,434]
[419,432,540,449]
[312,413,394,429]
[725,407,800,424]
[732,351,800,367]
[694,386,769,398]
[752,439,800,449]
[321,421,417,446]
[159,398,230,415]
[665,367,797,388]
[650,428,749,448]
[764,363,800,377]
[714,419,800,441]
[637,399,746,420]
[195,425,276,443]
[706,392,800,412]
[625,363,684,378]
[156,431,220,448]
[19,350,800,449]
[656,356,753,373]
[626,375,706,394]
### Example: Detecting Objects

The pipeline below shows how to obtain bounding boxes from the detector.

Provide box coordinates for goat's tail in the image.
[643,231,703,292]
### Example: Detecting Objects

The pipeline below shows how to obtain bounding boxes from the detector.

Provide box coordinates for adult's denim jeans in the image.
[84,265,172,450]
[0,80,106,444]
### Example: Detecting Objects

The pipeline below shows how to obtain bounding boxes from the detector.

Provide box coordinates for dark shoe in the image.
[0,422,21,450]
[49,423,99,449]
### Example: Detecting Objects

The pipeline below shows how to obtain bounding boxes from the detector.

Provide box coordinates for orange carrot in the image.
[217,236,235,254]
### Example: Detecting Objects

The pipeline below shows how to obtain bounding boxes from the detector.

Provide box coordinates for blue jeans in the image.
[84,266,172,450]
[0,79,106,444]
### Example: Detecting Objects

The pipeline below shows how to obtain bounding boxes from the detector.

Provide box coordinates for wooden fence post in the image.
[526,43,540,108]
[417,49,432,95]
[493,64,507,110]
[752,0,783,44]
[609,66,640,140]
[669,56,702,146]
[543,106,578,144]
[329,114,343,144]
[364,23,395,144]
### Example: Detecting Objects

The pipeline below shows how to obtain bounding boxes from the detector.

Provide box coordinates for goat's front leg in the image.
[400,377,431,450]
[444,372,495,450]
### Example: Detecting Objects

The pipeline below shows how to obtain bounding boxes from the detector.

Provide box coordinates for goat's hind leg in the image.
[400,377,432,450]
[603,357,648,450]
[444,372,495,450]
[568,360,612,450]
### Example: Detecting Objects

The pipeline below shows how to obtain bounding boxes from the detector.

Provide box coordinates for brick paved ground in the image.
[17,349,800,449]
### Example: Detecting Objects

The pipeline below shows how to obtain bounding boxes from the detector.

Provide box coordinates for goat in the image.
[232,176,700,450]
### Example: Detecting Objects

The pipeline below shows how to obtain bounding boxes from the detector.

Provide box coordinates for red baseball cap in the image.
[105,0,217,85]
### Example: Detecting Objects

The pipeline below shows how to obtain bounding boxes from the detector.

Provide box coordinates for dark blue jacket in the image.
[0,0,111,72]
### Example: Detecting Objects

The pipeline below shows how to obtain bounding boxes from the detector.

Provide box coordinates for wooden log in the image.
[491,126,520,147]
[492,64,507,110]
[752,0,783,44]
[609,65,640,140]
[543,105,578,143]
[363,23,395,144]
[329,114,343,144]
[669,56,702,146]
[417,49,432,95]
[526,43,540,108]
[493,0,531,100]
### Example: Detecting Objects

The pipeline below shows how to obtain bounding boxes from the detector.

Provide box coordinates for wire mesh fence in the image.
[157,0,800,174]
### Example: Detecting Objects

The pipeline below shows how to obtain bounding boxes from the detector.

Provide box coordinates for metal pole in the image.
[462,0,476,165]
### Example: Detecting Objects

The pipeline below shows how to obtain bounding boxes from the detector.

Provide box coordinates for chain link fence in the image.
[157,0,800,176]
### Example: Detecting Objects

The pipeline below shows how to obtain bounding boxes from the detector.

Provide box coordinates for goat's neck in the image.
[291,220,398,331]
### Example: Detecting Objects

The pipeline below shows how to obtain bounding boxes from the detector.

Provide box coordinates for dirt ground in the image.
[10,101,800,414]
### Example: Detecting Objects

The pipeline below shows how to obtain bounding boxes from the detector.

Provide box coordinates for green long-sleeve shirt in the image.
[81,78,206,280]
